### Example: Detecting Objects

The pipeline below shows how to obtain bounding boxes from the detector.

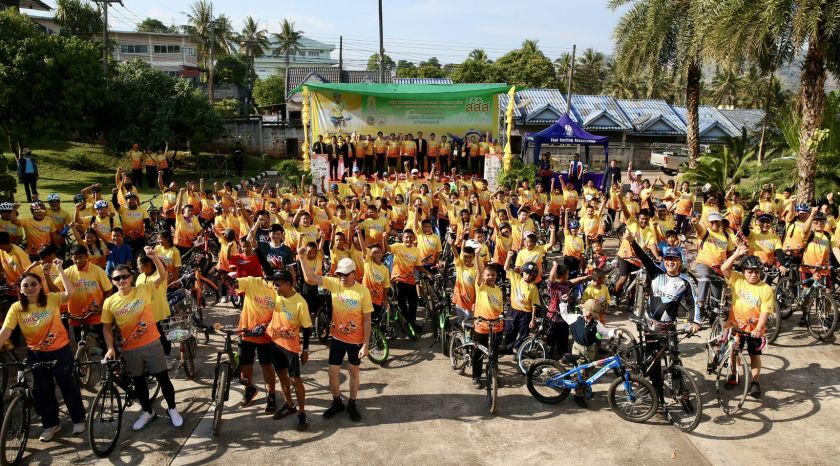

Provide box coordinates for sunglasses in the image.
[335,272,350,278]
[111,274,131,282]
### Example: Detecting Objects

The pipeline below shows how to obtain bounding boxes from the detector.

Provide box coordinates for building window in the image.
[308,50,319,56]
[298,51,304,56]
[184,47,196,56]
[120,44,148,54]
[153,45,181,54]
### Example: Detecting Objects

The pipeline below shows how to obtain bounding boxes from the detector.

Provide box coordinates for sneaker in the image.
[296,412,308,431]
[573,395,588,408]
[168,408,184,427]
[132,411,157,431]
[241,385,258,408]
[72,422,86,435]
[273,404,296,420]
[39,424,61,442]
[347,401,361,422]
[322,398,345,419]
[472,378,483,389]
[749,381,762,399]
[265,393,277,414]
[725,374,738,388]
[609,297,617,307]
[221,296,229,303]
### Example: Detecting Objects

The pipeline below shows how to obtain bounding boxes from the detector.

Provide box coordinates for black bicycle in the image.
[0,359,57,465]
[515,306,548,375]
[450,316,507,415]
[210,323,255,436]
[64,311,103,388]
[87,358,160,458]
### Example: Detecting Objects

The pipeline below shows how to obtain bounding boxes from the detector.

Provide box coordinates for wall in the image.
[219,118,305,157]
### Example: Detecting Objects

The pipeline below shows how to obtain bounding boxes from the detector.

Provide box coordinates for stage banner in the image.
[303,83,508,142]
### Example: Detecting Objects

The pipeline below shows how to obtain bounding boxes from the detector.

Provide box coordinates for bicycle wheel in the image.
[525,358,572,405]
[201,284,220,309]
[183,336,197,380]
[400,316,418,341]
[765,302,782,345]
[88,383,123,458]
[75,344,92,387]
[367,327,389,365]
[486,363,499,415]
[715,347,751,416]
[516,336,547,376]
[806,290,839,341]
[439,310,449,356]
[314,308,331,345]
[212,363,229,436]
[607,373,659,423]
[0,393,29,465]
[449,331,469,373]
[662,365,702,432]
[776,276,796,319]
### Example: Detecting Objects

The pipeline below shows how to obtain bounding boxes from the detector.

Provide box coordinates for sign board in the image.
[484,152,503,191]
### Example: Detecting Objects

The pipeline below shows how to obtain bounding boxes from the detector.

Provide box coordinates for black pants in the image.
[134,370,177,414]
[29,345,86,428]
[387,157,398,171]
[460,156,469,173]
[364,156,374,177]
[376,154,386,175]
[646,339,664,395]
[131,168,143,188]
[146,166,158,188]
[345,157,356,173]
[329,159,339,180]
[545,320,570,359]
[471,332,502,380]
[233,156,244,177]
[416,154,426,174]
[439,155,449,174]
[395,281,418,328]
[156,321,172,357]
[162,168,172,186]
[401,156,413,172]
[504,309,532,352]
[21,173,38,201]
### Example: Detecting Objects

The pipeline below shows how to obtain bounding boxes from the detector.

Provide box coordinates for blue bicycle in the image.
[525,334,659,423]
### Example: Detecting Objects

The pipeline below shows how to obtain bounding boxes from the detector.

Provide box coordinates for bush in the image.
[276,160,311,188]
[497,157,536,189]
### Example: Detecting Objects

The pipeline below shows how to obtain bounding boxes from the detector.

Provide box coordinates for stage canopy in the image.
[292,82,511,100]
[525,114,610,189]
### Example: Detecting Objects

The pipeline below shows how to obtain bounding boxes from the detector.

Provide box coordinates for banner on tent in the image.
[310,90,499,140]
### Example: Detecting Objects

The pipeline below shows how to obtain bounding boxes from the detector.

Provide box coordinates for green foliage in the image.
[67,153,105,171]
[252,73,285,107]
[272,19,303,68]
[497,157,536,190]
[213,98,240,117]
[275,160,311,187]
[54,0,103,40]
[215,54,249,86]
[102,60,222,151]
[396,60,418,78]
[416,57,445,78]
[493,41,556,88]
[681,134,757,194]
[451,58,501,84]
[367,53,395,72]
[0,10,104,151]
[137,18,175,33]
[574,48,607,95]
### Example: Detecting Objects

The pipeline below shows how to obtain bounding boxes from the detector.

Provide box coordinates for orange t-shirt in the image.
[362,257,391,306]
[269,292,312,353]
[2,293,70,351]
[20,217,55,256]
[453,255,479,310]
[236,277,277,344]
[54,263,112,324]
[389,243,423,285]
[101,282,161,351]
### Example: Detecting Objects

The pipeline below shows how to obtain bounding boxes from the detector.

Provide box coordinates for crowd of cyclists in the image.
[0,148,838,451]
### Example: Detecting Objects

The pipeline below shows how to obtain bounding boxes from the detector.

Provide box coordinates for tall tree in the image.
[469,49,490,64]
[184,0,235,69]
[395,60,418,78]
[417,57,445,78]
[238,16,269,90]
[54,0,102,41]
[575,47,607,94]
[708,66,744,107]
[252,73,285,107]
[704,0,840,200]
[610,0,706,167]
[272,19,303,70]
[452,52,499,83]
[554,52,573,87]
[366,53,395,72]
[493,40,555,88]
[137,18,172,33]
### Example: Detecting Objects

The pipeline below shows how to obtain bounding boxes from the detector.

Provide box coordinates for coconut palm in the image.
[610,0,705,168]
[272,19,303,70]
[554,52,573,85]
[521,39,541,55]
[575,48,607,94]
[708,66,744,107]
[468,49,490,64]
[704,0,840,201]
[239,17,269,81]
[54,0,102,40]
[184,0,235,69]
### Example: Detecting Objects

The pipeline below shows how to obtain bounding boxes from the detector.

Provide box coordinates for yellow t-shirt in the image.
[86,214,121,242]
[509,270,539,313]
[453,255,478,311]
[136,271,170,322]
[727,271,774,334]
[802,231,833,267]
[101,282,161,351]
[361,217,389,246]
[563,231,584,260]
[20,217,55,256]
[390,243,423,285]
[617,218,657,265]
[582,284,610,313]
[236,276,277,344]
[696,227,735,267]
[473,283,504,334]
[416,232,442,264]
[0,245,32,287]
[55,263,112,321]
[119,206,149,240]
[47,208,72,232]
[269,292,312,353]
[515,244,548,280]
[174,212,201,248]
[747,229,782,265]
[321,277,372,345]
[2,293,69,351]
[362,257,391,306]
[153,245,182,283]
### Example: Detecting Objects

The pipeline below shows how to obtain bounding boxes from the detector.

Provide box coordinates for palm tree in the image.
[272,19,304,70]
[604,62,638,99]
[468,49,489,64]
[54,0,102,40]
[521,39,541,55]
[239,17,269,73]
[575,48,607,94]
[708,66,744,107]
[554,52,573,86]
[184,0,214,69]
[703,0,840,201]
[610,0,705,168]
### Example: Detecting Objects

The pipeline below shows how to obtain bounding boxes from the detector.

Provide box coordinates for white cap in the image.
[708,212,723,222]
[352,166,360,173]
[634,170,643,176]
[336,258,356,274]
[411,168,419,175]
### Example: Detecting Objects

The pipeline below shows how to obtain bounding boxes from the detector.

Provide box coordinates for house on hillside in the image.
[254,36,337,80]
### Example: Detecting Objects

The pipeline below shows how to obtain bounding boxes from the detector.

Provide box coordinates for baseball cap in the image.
[634,170,642,176]
[411,168,419,175]
[757,212,774,222]
[663,247,682,259]
[336,258,356,275]
[707,213,723,222]
[265,270,293,283]
[93,200,108,209]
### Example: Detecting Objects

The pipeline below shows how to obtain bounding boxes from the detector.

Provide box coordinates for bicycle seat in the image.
[562,353,586,364]
[462,322,475,330]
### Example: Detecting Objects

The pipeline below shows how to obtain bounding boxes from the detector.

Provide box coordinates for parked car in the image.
[650,150,689,176]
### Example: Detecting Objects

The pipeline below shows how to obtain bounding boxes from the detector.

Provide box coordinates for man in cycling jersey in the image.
[720,245,774,398]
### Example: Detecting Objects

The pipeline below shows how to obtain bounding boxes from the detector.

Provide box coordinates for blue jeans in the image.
[28,345,86,428]
[504,309,532,352]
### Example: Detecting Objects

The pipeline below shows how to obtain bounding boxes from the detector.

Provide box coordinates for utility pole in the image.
[93,0,123,76]
[378,0,384,82]
[564,44,576,117]
[339,35,343,75]
[208,6,215,102]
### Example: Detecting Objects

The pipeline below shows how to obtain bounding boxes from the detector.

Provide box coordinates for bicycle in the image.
[418,268,452,353]
[161,288,202,380]
[777,265,839,341]
[450,316,507,415]
[0,359,57,465]
[515,306,548,376]
[209,323,250,436]
[706,326,754,416]
[385,291,418,341]
[86,357,160,458]
[64,311,103,388]
[525,334,659,423]
[624,316,703,432]
[313,289,333,346]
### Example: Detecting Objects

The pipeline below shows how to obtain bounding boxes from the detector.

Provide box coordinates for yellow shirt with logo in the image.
[321,277,372,345]
[509,270,539,313]
[269,292,312,353]
[2,293,69,351]
[727,271,774,334]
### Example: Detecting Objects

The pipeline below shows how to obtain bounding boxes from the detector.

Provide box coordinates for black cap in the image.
[265,270,293,283]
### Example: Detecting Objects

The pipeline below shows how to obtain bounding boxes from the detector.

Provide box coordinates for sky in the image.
[34,0,625,67]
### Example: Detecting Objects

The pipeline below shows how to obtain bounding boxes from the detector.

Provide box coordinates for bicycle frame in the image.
[545,355,625,391]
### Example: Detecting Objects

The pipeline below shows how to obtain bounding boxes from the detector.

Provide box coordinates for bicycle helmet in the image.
[568,219,580,230]
[740,255,763,270]
[0,202,12,212]
[93,200,108,209]
[124,191,138,199]
[814,212,827,221]
[795,203,810,213]
[30,201,46,211]
[757,212,774,223]
[656,203,667,210]
[46,193,60,202]
[521,261,539,276]
[73,194,86,204]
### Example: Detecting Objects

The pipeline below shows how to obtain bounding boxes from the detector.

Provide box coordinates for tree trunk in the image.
[757,72,775,163]
[685,62,701,169]
[796,37,826,203]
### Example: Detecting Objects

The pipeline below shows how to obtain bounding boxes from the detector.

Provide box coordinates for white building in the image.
[254,36,337,80]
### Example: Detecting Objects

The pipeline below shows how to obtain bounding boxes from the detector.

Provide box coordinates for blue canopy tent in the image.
[524,114,610,191]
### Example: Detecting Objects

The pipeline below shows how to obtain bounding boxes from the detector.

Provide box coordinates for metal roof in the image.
[499,89,572,124]
[285,67,341,98]
[718,108,766,134]
[672,105,741,140]
[570,95,633,131]
[393,78,453,84]
[344,70,392,84]
[616,99,686,135]
[266,36,336,51]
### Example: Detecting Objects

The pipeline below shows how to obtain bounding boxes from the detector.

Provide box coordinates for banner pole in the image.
[302,86,311,171]
[503,85,516,171]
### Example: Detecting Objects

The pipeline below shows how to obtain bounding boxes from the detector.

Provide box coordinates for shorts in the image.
[618,257,640,277]
[328,338,362,366]
[238,340,272,366]
[738,335,765,356]
[123,341,167,377]
[272,344,302,378]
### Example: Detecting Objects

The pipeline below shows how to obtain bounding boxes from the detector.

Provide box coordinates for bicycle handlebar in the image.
[63,311,100,321]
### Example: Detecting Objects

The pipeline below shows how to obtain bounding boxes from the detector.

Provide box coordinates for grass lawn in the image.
[5,140,284,216]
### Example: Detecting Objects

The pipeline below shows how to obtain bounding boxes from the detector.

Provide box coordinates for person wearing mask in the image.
[15,148,39,202]
[0,265,86,441]
[102,247,183,431]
